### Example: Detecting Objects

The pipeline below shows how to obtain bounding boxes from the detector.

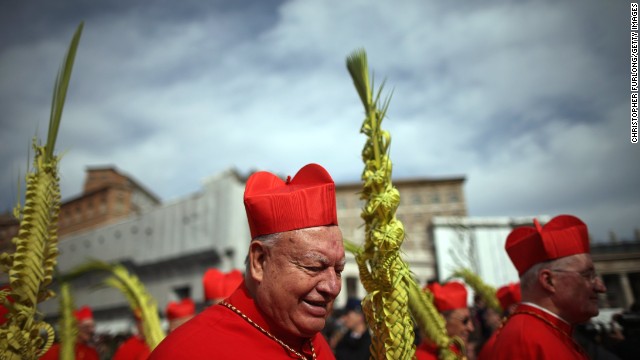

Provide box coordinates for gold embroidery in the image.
[220,301,317,360]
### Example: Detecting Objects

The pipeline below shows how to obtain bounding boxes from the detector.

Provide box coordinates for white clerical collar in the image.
[521,302,570,325]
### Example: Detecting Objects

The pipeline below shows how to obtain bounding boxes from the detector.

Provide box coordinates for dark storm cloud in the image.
[0,0,637,242]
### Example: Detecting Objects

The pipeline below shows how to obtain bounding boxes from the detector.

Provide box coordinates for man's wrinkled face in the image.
[483,307,502,332]
[77,320,95,343]
[551,254,607,324]
[254,225,345,338]
[445,308,474,343]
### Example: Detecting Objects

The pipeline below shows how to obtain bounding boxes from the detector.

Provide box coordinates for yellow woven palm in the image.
[0,22,83,360]
[346,49,462,360]
[58,282,78,360]
[450,268,501,313]
[62,260,165,349]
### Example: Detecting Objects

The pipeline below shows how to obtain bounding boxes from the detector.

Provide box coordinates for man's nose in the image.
[317,269,341,297]
[594,277,607,293]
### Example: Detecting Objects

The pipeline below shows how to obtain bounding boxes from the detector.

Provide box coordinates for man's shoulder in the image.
[496,311,555,342]
[149,305,336,360]
[155,306,242,344]
[149,304,297,359]
[492,312,585,359]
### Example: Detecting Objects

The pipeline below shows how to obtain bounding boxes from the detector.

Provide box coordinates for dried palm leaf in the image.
[0,22,83,360]
[62,260,165,350]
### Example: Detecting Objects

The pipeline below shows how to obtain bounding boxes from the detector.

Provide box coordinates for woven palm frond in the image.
[346,49,415,360]
[450,268,501,313]
[58,282,78,360]
[62,260,165,349]
[346,49,463,360]
[0,22,83,360]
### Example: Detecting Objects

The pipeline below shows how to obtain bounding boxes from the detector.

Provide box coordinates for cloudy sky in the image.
[0,0,636,242]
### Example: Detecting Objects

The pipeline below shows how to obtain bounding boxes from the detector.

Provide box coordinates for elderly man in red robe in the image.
[39,306,99,360]
[202,268,243,306]
[112,309,150,360]
[491,214,607,359]
[165,297,196,333]
[149,163,345,360]
[415,281,475,360]
[476,282,520,360]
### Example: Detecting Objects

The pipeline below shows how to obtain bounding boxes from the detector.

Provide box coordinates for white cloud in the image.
[0,0,635,243]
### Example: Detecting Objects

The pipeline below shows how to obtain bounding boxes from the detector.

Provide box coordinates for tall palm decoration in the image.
[0,22,83,360]
[57,282,79,360]
[62,260,165,349]
[450,268,501,313]
[346,49,462,360]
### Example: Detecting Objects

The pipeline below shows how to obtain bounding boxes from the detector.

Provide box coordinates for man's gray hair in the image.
[520,259,553,291]
[520,256,578,291]
[244,232,281,272]
[243,226,333,272]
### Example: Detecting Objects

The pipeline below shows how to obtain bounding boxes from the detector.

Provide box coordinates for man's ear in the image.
[539,269,556,293]
[248,241,267,284]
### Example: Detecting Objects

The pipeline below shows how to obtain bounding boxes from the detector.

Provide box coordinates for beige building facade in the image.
[335,176,467,301]
[58,166,161,237]
[592,241,640,311]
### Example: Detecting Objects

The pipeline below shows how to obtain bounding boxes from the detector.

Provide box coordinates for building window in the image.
[448,192,459,203]
[397,214,405,224]
[404,237,415,250]
[337,198,347,210]
[115,194,125,213]
[100,195,108,215]
[602,274,622,308]
[430,192,441,204]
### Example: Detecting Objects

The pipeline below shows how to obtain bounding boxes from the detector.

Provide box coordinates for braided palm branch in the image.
[0,22,83,360]
[58,282,78,360]
[62,260,165,349]
[346,49,462,360]
[346,48,415,360]
[450,268,501,313]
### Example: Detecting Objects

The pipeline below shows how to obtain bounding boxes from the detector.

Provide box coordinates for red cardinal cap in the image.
[496,282,521,311]
[0,285,14,325]
[505,214,590,276]
[244,163,338,239]
[203,269,243,302]
[425,281,468,311]
[74,305,94,323]
[166,298,195,321]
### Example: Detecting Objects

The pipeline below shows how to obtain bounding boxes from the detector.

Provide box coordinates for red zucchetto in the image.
[243,163,338,239]
[74,305,94,323]
[166,298,195,321]
[496,282,521,312]
[203,269,243,303]
[0,285,13,325]
[425,281,468,311]
[505,214,590,276]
